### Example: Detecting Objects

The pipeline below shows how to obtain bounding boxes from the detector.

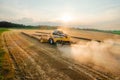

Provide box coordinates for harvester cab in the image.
[48,30,71,44]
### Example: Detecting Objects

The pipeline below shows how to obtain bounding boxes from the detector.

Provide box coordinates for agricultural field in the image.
[1,29,120,80]
[0,28,14,80]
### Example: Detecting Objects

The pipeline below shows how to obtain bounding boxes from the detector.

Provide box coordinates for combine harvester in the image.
[37,30,71,45]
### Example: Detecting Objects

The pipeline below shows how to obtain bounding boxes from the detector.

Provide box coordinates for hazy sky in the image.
[0,0,120,30]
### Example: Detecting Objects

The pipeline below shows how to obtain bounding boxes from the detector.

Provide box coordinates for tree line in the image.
[0,21,34,29]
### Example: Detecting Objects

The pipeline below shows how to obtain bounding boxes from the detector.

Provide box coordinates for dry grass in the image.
[1,51,14,80]
[0,28,14,80]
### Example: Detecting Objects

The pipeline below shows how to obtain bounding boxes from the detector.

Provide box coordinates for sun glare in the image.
[60,15,73,22]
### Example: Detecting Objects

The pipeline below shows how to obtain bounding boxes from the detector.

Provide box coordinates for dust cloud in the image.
[57,39,120,73]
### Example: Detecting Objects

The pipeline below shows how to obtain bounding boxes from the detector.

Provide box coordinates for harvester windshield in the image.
[53,30,64,35]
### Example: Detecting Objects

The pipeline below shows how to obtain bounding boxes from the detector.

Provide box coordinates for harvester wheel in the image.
[49,38,54,44]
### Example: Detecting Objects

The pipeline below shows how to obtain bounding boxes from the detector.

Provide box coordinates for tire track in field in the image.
[2,32,51,80]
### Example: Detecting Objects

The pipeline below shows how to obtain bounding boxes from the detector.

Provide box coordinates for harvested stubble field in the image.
[2,29,120,80]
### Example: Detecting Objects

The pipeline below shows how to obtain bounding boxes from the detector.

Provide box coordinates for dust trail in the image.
[57,39,120,73]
